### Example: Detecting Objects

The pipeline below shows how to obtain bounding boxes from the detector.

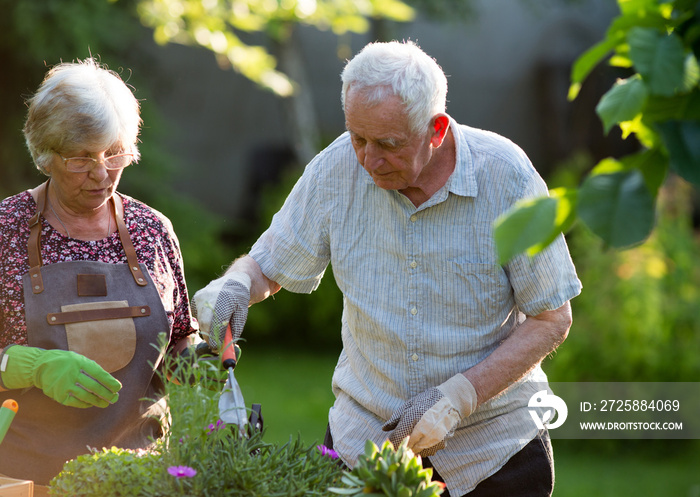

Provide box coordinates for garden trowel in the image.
[218,323,248,436]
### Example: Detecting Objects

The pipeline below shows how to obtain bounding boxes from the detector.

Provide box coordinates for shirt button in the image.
[410,215,417,222]
[411,354,419,362]
[409,260,417,268]
[410,307,418,315]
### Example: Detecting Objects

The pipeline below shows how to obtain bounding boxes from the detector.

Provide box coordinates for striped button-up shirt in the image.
[250,117,582,494]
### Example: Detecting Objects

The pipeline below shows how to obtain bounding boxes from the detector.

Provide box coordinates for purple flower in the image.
[207,419,226,434]
[317,445,339,459]
[168,466,197,478]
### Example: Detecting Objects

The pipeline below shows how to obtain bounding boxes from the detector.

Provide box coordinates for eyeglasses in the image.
[54,151,134,173]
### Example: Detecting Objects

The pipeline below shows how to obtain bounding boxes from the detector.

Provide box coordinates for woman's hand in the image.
[0,345,122,408]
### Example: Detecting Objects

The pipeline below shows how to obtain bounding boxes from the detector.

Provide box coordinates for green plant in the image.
[330,439,445,497]
[544,179,700,383]
[49,348,345,496]
[50,447,165,497]
[495,0,700,262]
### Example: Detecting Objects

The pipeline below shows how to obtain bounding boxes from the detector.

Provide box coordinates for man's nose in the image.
[362,142,385,170]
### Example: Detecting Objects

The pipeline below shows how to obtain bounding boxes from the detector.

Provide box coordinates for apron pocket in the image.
[57,301,138,373]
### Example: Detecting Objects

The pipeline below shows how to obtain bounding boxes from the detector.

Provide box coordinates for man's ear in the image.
[430,115,450,147]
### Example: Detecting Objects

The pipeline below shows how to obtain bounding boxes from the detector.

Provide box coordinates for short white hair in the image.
[23,58,142,174]
[341,41,448,135]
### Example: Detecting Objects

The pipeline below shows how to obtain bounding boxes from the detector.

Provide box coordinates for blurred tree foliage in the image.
[0,0,235,291]
[495,0,700,262]
[136,0,415,164]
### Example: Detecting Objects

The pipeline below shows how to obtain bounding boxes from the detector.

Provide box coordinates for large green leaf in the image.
[596,76,649,133]
[578,170,656,248]
[657,120,700,186]
[493,193,577,265]
[628,27,686,96]
[494,197,557,265]
[525,188,578,256]
[620,149,669,196]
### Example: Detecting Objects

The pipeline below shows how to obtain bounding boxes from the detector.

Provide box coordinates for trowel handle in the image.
[221,323,237,370]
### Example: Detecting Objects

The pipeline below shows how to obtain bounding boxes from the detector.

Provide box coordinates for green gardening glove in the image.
[0,345,122,408]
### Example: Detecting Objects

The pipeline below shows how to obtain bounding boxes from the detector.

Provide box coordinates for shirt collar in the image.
[443,116,478,198]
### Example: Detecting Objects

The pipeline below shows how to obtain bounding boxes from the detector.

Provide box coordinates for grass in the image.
[232,345,700,495]
[553,441,700,496]
[233,344,338,447]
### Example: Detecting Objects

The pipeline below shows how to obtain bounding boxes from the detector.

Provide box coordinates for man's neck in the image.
[399,129,456,208]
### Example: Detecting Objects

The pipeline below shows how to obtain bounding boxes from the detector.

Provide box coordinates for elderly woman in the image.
[0,59,198,486]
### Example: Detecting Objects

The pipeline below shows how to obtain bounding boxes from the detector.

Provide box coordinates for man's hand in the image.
[191,271,251,350]
[0,345,122,408]
[382,373,477,456]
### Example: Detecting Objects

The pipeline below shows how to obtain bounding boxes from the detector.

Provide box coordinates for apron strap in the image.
[27,183,47,294]
[114,199,148,287]
[27,181,149,293]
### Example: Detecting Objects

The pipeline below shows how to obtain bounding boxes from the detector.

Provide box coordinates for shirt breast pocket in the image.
[437,261,513,329]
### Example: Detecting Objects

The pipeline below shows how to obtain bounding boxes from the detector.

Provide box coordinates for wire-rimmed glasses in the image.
[54,151,134,173]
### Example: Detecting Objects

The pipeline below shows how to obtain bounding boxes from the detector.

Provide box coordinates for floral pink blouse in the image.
[0,190,197,347]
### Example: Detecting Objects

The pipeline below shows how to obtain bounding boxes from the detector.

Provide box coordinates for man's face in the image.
[345,90,433,192]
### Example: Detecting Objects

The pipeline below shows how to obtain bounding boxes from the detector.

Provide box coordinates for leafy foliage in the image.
[136,0,415,96]
[0,0,236,292]
[496,0,700,260]
[50,348,345,496]
[544,179,700,382]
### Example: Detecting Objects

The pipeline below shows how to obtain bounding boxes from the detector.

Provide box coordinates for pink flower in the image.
[317,445,339,459]
[207,419,226,434]
[168,466,197,478]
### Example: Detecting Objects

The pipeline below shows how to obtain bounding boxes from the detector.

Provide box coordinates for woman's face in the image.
[45,146,125,214]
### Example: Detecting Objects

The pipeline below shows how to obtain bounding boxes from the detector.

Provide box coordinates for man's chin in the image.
[371,177,404,191]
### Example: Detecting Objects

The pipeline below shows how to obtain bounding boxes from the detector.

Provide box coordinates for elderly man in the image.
[194,41,581,496]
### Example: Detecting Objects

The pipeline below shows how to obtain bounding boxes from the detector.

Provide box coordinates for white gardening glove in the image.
[382,373,477,456]
[191,271,251,351]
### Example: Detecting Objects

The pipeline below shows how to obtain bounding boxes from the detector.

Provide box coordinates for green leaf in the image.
[371,0,415,22]
[657,120,700,186]
[682,54,700,91]
[643,93,691,122]
[617,0,661,16]
[628,27,686,96]
[494,196,558,265]
[619,149,669,197]
[578,170,655,248]
[569,36,619,100]
[596,76,649,133]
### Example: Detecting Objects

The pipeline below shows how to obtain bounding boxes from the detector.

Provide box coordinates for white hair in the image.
[340,40,448,135]
[23,58,142,174]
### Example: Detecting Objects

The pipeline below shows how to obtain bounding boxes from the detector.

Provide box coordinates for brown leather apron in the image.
[0,184,171,485]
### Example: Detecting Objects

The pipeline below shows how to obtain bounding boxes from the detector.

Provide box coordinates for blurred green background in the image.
[1,0,699,494]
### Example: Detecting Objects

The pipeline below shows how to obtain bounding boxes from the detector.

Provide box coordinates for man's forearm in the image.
[225,255,281,305]
[464,301,573,406]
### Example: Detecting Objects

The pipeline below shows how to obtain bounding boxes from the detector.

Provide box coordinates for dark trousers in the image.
[323,427,554,497]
